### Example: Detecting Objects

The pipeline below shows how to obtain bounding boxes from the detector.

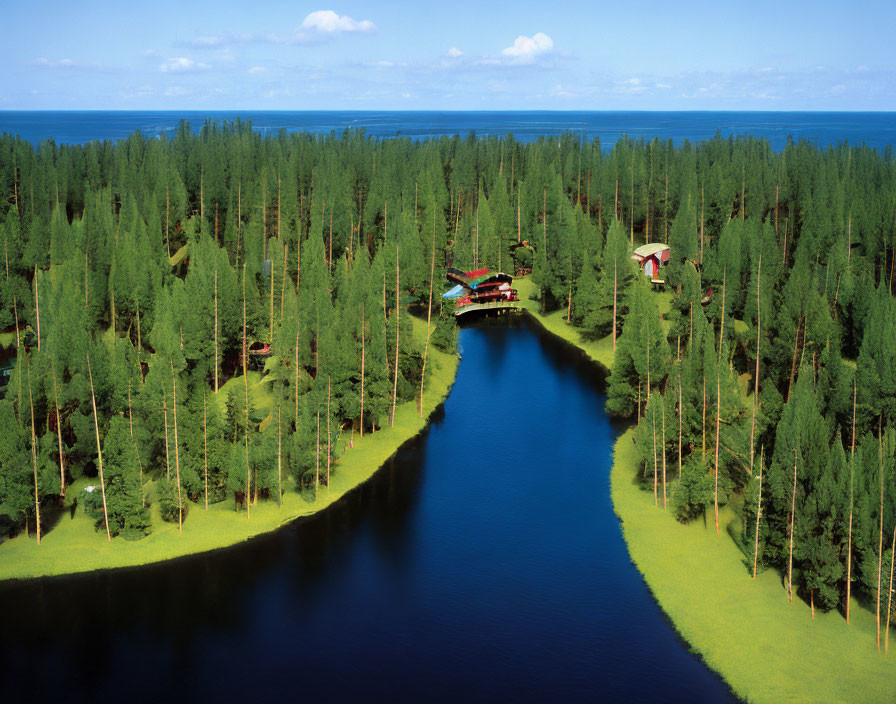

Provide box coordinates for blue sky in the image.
[4,0,895,110]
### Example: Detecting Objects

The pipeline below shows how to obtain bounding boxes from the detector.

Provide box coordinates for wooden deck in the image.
[454,300,520,317]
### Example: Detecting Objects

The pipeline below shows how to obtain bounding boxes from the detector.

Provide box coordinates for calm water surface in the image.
[0,316,736,702]
[1,110,894,152]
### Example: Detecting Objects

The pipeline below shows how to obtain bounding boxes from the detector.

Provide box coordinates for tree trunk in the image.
[700,184,705,266]
[171,361,183,532]
[165,184,170,258]
[702,375,706,457]
[652,411,658,507]
[787,317,803,403]
[846,213,851,264]
[719,269,726,355]
[296,188,306,292]
[420,221,436,416]
[664,171,669,243]
[327,377,332,488]
[753,448,764,579]
[886,520,896,653]
[474,194,479,268]
[775,179,781,240]
[629,162,634,246]
[277,405,282,507]
[646,325,651,402]
[128,378,145,508]
[13,294,19,348]
[295,323,299,430]
[678,365,683,479]
[360,312,365,437]
[788,449,798,603]
[714,361,721,537]
[877,424,884,651]
[566,284,572,324]
[135,301,142,367]
[847,382,855,623]
[34,266,40,350]
[87,355,112,541]
[750,254,761,478]
[203,392,209,510]
[314,408,320,498]
[26,357,40,544]
[52,359,65,498]
[661,390,667,508]
[214,269,219,392]
[783,217,789,266]
[390,245,400,427]
[243,265,250,519]
[163,397,171,479]
[612,259,617,353]
[269,251,275,343]
[280,243,288,319]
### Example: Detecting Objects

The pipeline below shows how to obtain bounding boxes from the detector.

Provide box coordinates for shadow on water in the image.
[0,314,738,703]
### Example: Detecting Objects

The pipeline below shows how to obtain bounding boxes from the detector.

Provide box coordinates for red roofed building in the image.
[631,243,671,280]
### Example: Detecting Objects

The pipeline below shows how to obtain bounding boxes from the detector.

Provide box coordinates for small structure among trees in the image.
[631,243,670,282]
[443,267,519,317]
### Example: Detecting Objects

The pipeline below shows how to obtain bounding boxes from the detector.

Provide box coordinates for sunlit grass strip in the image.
[612,428,895,703]
[516,278,895,702]
[0,317,458,581]
[514,277,615,370]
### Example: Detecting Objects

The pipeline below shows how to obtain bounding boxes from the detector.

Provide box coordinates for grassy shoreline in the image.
[514,277,615,369]
[521,281,896,704]
[0,317,458,582]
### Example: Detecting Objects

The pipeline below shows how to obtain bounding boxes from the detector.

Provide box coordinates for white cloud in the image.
[160,57,211,73]
[299,10,375,35]
[180,12,375,48]
[192,35,227,47]
[33,57,76,68]
[164,86,191,97]
[501,32,553,64]
[32,57,107,72]
[248,66,266,74]
[447,47,463,57]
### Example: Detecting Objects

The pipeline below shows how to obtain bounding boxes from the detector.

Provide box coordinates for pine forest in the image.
[1,123,895,642]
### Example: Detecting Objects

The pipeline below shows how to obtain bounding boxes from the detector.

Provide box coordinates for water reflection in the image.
[0,314,735,703]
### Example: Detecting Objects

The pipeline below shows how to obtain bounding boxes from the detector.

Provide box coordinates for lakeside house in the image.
[631,243,670,281]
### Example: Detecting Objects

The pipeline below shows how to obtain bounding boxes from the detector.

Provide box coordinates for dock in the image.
[453,300,520,317]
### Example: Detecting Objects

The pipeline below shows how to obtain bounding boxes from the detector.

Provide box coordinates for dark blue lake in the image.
[1,110,894,152]
[0,316,735,702]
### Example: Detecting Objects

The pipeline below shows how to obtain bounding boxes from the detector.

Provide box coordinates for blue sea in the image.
[0,110,894,152]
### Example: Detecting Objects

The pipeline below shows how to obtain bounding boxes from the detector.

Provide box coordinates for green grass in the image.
[518,274,895,701]
[0,316,458,581]
[612,429,896,703]
[515,277,615,369]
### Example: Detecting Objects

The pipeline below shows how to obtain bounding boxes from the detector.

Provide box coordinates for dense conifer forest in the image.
[1,123,895,641]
